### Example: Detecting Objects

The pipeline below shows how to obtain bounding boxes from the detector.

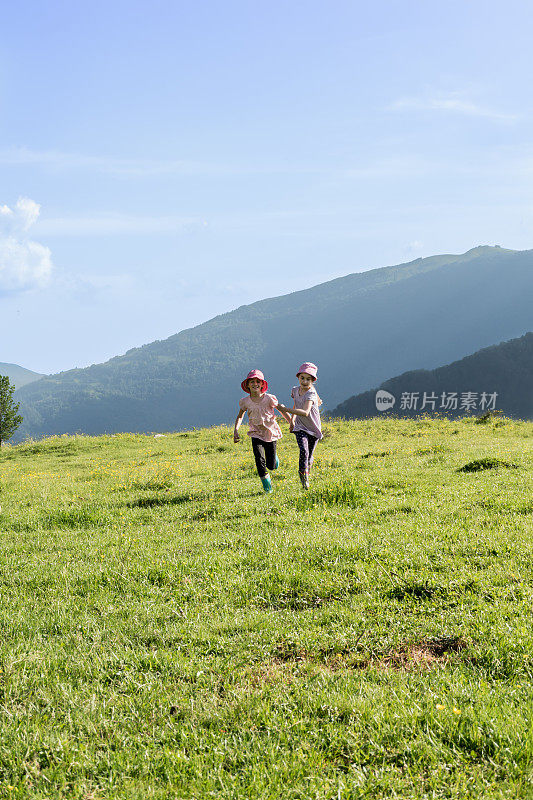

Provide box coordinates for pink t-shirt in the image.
[239,393,281,442]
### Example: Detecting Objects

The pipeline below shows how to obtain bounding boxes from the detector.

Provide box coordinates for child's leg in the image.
[251,438,267,478]
[252,438,273,492]
[265,441,278,471]
[295,431,311,489]
[307,435,318,469]
[295,431,310,474]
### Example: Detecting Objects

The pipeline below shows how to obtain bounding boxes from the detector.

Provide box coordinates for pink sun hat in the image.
[296,362,318,381]
[241,369,268,394]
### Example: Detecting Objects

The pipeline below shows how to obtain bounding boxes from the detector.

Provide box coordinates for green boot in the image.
[261,474,273,493]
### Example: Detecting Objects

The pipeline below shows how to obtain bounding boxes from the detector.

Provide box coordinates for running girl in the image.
[234,369,293,494]
[277,362,323,490]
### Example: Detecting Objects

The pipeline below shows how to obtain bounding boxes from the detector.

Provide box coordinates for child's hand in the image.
[233,432,240,443]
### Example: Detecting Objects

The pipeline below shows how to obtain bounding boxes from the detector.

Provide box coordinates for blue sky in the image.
[1,0,532,374]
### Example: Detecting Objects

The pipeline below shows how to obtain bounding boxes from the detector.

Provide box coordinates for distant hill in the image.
[329,332,533,420]
[13,245,533,440]
[0,363,43,391]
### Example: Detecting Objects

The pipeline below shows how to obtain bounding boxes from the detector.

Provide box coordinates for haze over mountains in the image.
[12,245,533,440]
[330,332,533,420]
[0,363,43,391]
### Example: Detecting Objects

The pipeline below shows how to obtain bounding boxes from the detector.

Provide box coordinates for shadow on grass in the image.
[127,492,206,508]
[385,580,478,601]
[475,500,533,515]
[458,458,518,472]
[376,505,415,517]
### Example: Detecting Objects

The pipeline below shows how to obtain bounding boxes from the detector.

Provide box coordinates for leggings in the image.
[294,430,318,474]
[251,438,277,478]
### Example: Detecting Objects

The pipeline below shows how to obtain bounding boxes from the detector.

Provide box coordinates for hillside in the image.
[0,362,43,390]
[330,332,533,420]
[13,245,533,441]
[0,418,532,797]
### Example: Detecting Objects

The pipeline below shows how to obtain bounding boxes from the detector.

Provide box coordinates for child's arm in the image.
[276,406,293,425]
[233,409,246,442]
[269,394,292,426]
[277,400,313,419]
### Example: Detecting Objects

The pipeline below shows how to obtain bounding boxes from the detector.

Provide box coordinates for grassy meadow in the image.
[0,416,532,799]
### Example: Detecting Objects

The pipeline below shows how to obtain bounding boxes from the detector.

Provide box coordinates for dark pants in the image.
[294,430,318,474]
[251,438,277,478]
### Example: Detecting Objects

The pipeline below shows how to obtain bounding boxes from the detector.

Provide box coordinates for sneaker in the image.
[299,471,309,490]
[273,455,279,470]
[261,475,273,493]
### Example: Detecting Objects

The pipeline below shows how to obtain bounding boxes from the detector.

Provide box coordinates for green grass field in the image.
[0,417,532,799]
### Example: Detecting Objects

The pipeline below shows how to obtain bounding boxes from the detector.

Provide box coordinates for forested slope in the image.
[13,246,533,439]
[0,363,43,390]
[330,332,533,420]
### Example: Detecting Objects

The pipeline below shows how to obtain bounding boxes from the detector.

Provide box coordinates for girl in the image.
[277,362,323,490]
[234,369,293,493]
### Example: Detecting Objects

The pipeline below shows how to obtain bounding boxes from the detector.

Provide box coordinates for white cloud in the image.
[389,92,518,122]
[0,198,52,292]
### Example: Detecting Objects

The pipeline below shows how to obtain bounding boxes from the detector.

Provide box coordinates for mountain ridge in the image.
[0,363,44,391]
[36,246,505,375]
[329,332,533,420]
[13,245,533,440]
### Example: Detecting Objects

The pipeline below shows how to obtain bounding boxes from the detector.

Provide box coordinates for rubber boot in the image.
[261,474,273,493]
[299,471,309,490]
